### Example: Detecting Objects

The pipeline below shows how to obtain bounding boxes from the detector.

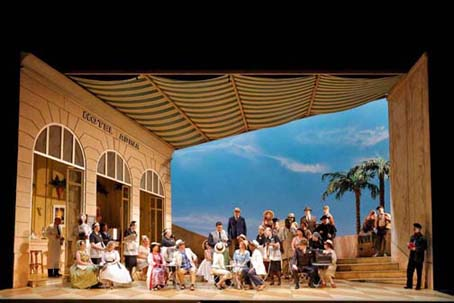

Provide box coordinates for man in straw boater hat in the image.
[300,206,317,233]
[212,242,233,289]
[174,239,197,291]
[228,207,247,256]
[242,240,266,291]
[404,223,428,290]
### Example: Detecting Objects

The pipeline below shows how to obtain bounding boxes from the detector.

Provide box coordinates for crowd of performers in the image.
[44,205,426,291]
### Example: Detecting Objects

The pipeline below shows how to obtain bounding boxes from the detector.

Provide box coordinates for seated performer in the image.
[232,240,250,289]
[146,242,167,291]
[197,240,214,283]
[241,240,266,291]
[99,241,132,288]
[212,242,233,289]
[70,240,99,289]
[137,235,150,280]
[318,240,337,288]
[291,238,317,289]
[175,239,197,291]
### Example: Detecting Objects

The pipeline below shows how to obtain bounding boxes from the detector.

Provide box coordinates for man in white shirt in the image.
[242,240,266,291]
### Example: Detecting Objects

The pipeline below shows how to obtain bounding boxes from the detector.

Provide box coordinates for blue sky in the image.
[171,99,390,237]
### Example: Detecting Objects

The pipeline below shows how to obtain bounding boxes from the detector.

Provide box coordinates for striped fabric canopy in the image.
[71,74,401,149]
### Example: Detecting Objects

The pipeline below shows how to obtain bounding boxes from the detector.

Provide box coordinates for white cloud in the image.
[176,133,261,160]
[266,155,328,173]
[297,126,389,147]
[175,132,327,174]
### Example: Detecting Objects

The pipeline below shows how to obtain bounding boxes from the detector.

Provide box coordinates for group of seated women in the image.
[70,238,167,290]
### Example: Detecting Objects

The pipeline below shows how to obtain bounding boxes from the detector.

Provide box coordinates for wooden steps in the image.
[336,256,413,285]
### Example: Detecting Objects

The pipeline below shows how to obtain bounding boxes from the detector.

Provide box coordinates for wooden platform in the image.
[0,279,452,302]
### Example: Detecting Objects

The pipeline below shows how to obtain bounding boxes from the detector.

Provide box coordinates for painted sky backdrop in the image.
[171,99,390,237]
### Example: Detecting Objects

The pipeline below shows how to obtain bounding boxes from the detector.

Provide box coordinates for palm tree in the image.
[321,166,379,234]
[360,158,390,209]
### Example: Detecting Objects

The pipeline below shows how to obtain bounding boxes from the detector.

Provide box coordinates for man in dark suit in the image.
[300,206,317,233]
[404,223,428,290]
[228,207,247,256]
[315,215,337,242]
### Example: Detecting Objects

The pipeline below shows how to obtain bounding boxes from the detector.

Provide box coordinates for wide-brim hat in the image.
[324,239,334,248]
[288,213,295,218]
[238,234,247,240]
[304,206,312,212]
[151,242,161,249]
[175,239,185,247]
[215,242,225,253]
[249,240,260,248]
[263,210,274,217]
[320,215,329,221]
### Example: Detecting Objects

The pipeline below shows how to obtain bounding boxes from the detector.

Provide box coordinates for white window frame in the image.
[140,169,165,198]
[96,150,131,186]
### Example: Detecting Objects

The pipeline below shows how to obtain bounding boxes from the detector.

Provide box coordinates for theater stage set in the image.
[3,48,452,302]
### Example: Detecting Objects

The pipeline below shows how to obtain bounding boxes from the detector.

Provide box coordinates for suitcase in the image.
[358,233,376,257]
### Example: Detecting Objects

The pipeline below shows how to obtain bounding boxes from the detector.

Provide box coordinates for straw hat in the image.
[175,239,185,247]
[249,240,260,248]
[263,210,274,217]
[215,242,225,253]
[324,239,334,248]
[151,242,161,250]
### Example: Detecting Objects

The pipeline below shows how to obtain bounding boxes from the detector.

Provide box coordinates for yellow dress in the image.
[70,251,99,289]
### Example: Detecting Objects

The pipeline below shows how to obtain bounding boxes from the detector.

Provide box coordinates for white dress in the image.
[196,249,213,282]
[137,245,150,271]
[99,250,132,286]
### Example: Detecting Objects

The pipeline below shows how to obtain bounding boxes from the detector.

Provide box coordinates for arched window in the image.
[34,124,85,169]
[140,170,164,197]
[97,151,131,185]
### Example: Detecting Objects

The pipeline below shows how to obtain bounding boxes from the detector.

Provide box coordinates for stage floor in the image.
[0,280,452,301]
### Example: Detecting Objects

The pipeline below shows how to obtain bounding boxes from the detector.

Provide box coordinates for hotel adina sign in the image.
[82,111,140,150]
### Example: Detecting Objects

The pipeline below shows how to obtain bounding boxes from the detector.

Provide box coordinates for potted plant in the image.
[49,175,66,199]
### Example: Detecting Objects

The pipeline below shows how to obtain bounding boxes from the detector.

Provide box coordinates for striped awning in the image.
[70,74,401,149]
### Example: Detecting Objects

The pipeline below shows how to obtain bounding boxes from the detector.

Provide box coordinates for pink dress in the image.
[148,253,166,289]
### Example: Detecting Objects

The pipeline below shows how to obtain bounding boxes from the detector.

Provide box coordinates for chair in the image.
[29,250,44,276]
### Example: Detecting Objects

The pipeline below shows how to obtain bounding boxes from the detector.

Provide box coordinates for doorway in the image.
[32,124,85,279]
[139,170,165,242]
[96,151,132,256]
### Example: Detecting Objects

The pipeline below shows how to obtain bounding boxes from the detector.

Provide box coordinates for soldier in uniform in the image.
[299,207,317,233]
[404,223,428,290]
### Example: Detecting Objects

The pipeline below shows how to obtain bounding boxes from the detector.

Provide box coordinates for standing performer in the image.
[404,223,428,290]
[124,221,139,278]
[45,217,64,277]
[227,207,247,256]
[300,207,317,233]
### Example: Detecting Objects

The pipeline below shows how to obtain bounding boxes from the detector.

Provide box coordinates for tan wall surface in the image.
[387,54,433,289]
[13,54,174,288]
[172,224,207,262]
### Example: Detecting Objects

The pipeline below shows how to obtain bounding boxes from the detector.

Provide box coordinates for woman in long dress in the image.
[196,240,213,283]
[319,240,337,288]
[70,240,99,289]
[146,242,167,290]
[99,241,132,287]
[136,236,150,280]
